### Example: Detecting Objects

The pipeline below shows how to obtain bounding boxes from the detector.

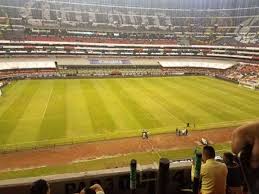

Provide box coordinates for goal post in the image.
[238,81,256,90]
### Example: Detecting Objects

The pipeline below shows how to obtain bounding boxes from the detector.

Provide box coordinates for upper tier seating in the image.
[0,0,258,46]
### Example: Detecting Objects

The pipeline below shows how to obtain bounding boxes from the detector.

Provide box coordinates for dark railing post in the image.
[193,153,202,194]
[156,158,170,194]
[130,159,137,194]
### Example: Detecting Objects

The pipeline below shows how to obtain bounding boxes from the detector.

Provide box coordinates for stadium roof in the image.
[48,0,259,9]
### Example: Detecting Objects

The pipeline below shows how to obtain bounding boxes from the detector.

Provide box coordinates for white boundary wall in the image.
[159,60,235,69]
[0,61,56,71]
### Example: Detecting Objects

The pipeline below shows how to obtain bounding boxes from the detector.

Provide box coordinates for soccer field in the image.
[0,76,259,148]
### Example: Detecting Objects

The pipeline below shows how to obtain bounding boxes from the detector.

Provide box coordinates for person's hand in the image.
[231,121,259,168]
[79,189,85,194]
[90,184,104,192]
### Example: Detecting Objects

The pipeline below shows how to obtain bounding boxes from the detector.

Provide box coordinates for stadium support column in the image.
[156,158,170,194]
[193,153,202,194]
[130,159,137,194]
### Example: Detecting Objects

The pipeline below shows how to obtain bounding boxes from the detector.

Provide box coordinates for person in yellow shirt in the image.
[200,146,228,194]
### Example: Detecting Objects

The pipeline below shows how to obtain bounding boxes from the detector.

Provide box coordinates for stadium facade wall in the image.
[0,162,192,194]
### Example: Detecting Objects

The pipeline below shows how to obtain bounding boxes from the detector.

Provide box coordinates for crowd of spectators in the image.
[220,63,259,87]
[192,121,259,194]
[23,34,178,45]
[30,180,105,194]
[0,61,258,86]
[192,146,246,194]
[0,0,258,46]
[0,69,58,80]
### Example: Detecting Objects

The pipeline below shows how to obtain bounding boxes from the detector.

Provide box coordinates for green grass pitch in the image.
[0,76,259,148]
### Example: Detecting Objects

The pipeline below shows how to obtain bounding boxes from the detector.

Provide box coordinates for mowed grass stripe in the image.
[104,79,150,129]
[80,79,117,133]
[95,79,142,132]
[188,77,259,118]
[0,81,39,144]
[129,78,185,125]
[175,77,253,121]
[115,78,163,129]
[170,77,248,121]
[198,77,259,102]
[104,79,143,131]
[137,78,208,123]
[38,80,67,140]
[147,77,224,124]
[107,79,161,129]
[171,78,248,122]
[89,79,123,132]
[65,79,94,137]
[6,80,55,144]
[193,76,259,107]
[107,78,175,130]
[0,81,30,118]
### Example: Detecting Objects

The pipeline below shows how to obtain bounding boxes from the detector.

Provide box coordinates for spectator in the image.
[30,179,50,194]
[79,184,105,194]
[200,146,228,194]
[223,152,243,194]
[90,184,105,194]
[231,121,259,194]
[232,121,259,168]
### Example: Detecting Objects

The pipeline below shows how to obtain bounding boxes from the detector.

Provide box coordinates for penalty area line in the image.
[41,86,53,120]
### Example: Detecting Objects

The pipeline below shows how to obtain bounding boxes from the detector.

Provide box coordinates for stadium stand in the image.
[0,60,56,70]
[1,56,257,85]
[0,58,58,80]
[0,0,259,194]
[159,60,235,69]
[0,40,258,61]
[220,63,259,89]
[0,0,258,47]
[0,159,193,194]
[56,57,236,78]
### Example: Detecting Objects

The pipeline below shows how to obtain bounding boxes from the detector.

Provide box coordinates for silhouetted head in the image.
[223,152,234,165]
[30,179,50,194]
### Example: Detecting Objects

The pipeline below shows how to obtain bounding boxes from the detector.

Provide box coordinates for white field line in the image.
[71,154,125,164]
[146,139,161,159]
[0,165,47,173]
[1,148,231,173]
[0,119,256,150]
[41,86,53,119]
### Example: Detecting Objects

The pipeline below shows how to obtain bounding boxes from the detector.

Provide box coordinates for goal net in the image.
[238,81,256,90]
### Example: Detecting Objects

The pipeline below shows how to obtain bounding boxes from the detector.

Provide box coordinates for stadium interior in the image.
[0,0,258,194]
